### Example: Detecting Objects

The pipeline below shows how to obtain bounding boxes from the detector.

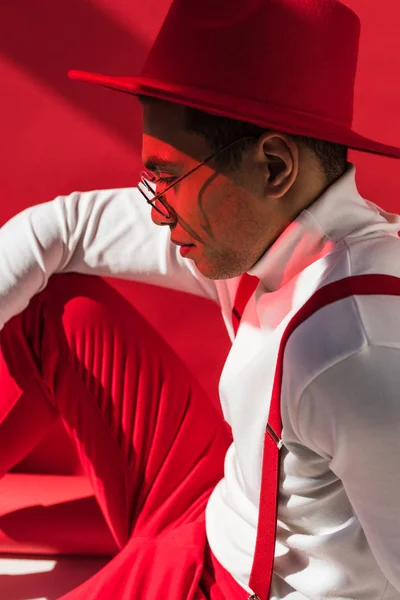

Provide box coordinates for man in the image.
[1,0,400,598]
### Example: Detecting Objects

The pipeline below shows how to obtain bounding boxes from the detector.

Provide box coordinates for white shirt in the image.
[1,164,400,599]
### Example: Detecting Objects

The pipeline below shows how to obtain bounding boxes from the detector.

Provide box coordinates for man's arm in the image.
[298,345,400,590]
[0,186,218,330]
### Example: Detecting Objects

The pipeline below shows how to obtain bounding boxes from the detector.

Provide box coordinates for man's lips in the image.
[179,245,195,257]
[171,239,196,258]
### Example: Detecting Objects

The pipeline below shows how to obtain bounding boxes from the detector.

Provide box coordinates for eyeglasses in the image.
[137,135,258,219]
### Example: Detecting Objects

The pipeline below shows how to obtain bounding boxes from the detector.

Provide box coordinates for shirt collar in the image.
[247,163,392,291]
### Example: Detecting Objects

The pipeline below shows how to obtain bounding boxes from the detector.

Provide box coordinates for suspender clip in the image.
[266,423,284,449]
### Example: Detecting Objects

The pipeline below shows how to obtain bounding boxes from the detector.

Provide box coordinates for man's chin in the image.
[195,260,246,281]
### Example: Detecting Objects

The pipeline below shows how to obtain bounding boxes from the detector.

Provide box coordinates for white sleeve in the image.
[0,186,219,330]
[298,345,400,591]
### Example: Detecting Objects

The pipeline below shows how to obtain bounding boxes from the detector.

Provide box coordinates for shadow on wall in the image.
[0,0,161,150]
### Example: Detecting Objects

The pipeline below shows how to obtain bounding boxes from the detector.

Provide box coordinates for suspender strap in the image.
[232,274,259,336]
[249,274,400,600]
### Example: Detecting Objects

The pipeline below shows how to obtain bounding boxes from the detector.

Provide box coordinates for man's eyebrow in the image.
[143,156,183,172]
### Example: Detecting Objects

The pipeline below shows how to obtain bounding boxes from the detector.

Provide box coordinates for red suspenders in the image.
[233,274,400,600]
[232,273,259,335]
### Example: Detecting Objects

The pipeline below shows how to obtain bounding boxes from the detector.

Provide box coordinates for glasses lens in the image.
[148,190,168,217]
[140,173,156,194]
[138,177,169,218]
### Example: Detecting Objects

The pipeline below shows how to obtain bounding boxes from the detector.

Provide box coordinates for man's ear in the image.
[254,133,299,199]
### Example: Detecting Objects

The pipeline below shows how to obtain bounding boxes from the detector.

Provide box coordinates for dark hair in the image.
[139,96,348,183]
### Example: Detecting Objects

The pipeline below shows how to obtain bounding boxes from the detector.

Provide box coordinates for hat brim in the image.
[68,69,400,160]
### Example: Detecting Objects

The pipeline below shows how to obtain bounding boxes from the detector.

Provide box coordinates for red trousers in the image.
[0,274,248,599]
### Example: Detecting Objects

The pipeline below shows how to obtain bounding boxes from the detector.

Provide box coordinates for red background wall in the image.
[1,0,400,221]
[1,0,400,417]
[2,0,400,219]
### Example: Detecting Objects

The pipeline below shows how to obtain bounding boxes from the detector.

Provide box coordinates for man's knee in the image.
[1,274,143,387]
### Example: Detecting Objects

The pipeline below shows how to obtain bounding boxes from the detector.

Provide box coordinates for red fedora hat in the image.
[69,0,400,159]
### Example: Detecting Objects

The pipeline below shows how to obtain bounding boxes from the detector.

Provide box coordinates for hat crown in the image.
[173,0,266,27]
[142,0,360,129]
